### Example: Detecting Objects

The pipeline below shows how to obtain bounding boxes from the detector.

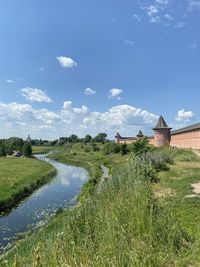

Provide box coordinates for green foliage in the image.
[91,143,100,152]
[2,151,193,266]
[132,136,151,155]
[84,134,92,143]
[23,141,32,157]
[0,142,6,157]
[103,142,121,155]
[0,158,56,212]
[121,143,129,155]
[94,133,107,143]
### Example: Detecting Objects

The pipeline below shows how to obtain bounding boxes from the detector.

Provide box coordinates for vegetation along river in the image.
[0,154,88,253]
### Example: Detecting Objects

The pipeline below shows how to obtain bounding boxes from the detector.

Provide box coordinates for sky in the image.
[0,0,199,140]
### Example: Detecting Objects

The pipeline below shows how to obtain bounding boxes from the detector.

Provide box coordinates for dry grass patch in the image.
[155,187,175,198]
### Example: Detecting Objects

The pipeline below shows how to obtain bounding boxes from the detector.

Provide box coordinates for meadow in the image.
[1,145,200,266]
[0,157,56,213]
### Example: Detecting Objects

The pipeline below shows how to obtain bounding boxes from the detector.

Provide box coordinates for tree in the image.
[84,134,92,143]
[94,133,107,143]
[23,142,32,157]
[0,142,6,157]
[5,137,24,155]
[121,144,129,155]
[132,137,150,155]
[68,134,79,143]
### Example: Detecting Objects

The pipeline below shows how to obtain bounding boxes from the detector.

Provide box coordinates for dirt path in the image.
[97,165,110,192]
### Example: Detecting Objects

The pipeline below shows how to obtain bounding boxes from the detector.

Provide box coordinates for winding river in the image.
[0,154,88,254]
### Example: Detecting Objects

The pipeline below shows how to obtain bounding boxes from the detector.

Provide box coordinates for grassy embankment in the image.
[48,143,129,201]
[2,147,200,266]
[0,157,56,213]
[32,146,55,155]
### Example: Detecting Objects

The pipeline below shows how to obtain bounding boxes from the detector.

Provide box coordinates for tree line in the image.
[0,137,32,157]
[31,133,108,146]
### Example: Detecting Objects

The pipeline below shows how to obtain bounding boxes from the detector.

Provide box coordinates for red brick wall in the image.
[170,129,200,149]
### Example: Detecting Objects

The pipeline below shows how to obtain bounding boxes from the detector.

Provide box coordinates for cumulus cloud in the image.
[0,100,159,139]
[109,88,123,100]
[56,56,77,68]
[63,101,72,109]
[84,88,96,95]
[175,109,194,121]
[21,88,52,103]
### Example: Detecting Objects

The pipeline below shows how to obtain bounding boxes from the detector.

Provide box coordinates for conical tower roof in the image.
[153,116,172,130]
[115,132,121,138]
[137,130,144,137]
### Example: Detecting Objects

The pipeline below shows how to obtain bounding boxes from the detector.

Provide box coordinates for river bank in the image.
[0,155,89,254]
[2,147,200,266]
[0,157,56,214]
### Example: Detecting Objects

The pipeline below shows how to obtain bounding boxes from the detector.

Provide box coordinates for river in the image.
[0,154,88,254]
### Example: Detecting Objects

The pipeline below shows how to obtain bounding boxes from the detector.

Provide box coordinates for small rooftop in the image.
[137,130,144,137]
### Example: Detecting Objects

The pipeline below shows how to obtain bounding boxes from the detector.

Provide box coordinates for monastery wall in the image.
[170,130,200,149]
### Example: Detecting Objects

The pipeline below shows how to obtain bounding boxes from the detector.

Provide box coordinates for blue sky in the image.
[0,0,199,139]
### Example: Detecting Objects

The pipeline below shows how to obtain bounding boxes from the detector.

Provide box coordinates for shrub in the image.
[121,144,129,155]
[132,137,151,155]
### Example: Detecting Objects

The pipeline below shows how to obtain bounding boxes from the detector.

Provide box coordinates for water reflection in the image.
[0,155,88,253]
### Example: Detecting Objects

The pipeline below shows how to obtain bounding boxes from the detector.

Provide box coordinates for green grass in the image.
[0,157,56,213]
[32,146,55,155]
[48,143,129,201]
[2,147,200,266]
[1,147,199,266]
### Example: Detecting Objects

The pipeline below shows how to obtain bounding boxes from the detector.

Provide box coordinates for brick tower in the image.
[153,116,172,147]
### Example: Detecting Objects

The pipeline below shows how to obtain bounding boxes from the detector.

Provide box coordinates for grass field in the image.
[32,146,55,155]
[2,147,200,266]
[0,157,56,213]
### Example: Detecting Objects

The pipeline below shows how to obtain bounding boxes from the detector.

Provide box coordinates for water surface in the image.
[0,154,88,253]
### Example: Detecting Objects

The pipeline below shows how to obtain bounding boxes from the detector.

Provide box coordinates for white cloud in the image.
[6,79,14,83]
[175,109,194,122]
[84,88,96,95]
[109,88,123,100]
[56,56,77,68]
[155,0,169,4]
[73,105,89,114]
[0,100,159,139]
[145,5,161,23]
[21,87,52,103]
[63,101,72,109]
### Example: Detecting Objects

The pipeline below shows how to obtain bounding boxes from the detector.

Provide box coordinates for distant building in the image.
[115,115,200,149]
[27,134,31,143]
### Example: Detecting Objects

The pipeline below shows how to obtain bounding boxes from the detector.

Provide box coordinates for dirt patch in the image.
[155,188,175,198]
[185,182,200,198]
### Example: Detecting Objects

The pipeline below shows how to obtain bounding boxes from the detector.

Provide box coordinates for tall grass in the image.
[1,151,192,266]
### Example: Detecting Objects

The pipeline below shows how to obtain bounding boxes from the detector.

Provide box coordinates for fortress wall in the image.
[170,129,200,149]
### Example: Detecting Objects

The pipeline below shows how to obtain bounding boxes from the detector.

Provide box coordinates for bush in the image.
[132,137,151,155]
[121,144,129,155]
